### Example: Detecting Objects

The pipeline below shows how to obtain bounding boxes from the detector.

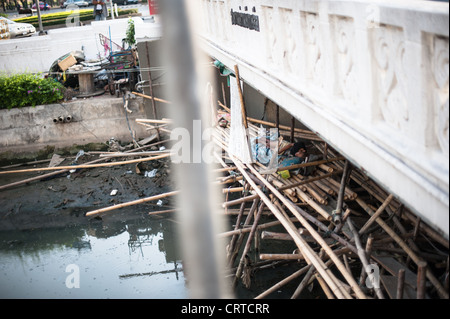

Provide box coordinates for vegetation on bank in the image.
[13,8,139,28]
[0,73,65,109]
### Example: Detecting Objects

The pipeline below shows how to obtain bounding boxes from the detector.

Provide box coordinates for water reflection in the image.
[0,217,187,299]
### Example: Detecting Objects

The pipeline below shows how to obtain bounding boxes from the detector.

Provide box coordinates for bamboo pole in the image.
[86,190,180,217]
[260,253,304,261]
[315,274,336,299]
[261,231,295,241]
[277,170,343,192]
[334,160,351,224]
[148,209,177,215]
[347,217,385,299]
[307,182,328,205]
[396,269,405,299]
[291,263,317,299]
[245,162,366,299]
[227,198,259,268]
[255,264,312,299]
[359,234,374,286]
[99,150,171,157]
[358,194,395,235]
[233,201,265,287]
[0,153,172,175]
[233,65,248,129]
[135,118,173,124]
[294,187,332,221]
[227,200,248,261]
[219,216,298,238]
[417,261,427,299]
[276,156,345,173]
[314,180,336,195]
[222,194,259,208]
[132,91,172,104]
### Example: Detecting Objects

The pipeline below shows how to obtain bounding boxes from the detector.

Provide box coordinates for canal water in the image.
[0,217,187,299]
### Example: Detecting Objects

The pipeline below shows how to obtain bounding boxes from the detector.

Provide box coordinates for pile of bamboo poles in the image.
[213,104,449,300]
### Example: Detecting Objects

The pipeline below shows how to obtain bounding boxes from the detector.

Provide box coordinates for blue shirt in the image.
[280,156,304,169]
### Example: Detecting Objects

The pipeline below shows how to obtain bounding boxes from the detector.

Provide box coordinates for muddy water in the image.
[0,218,187,299]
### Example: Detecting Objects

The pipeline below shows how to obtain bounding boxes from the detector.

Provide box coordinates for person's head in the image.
[290,142,307,158]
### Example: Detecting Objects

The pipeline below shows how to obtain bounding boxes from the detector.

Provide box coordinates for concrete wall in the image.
[0,96,150,158]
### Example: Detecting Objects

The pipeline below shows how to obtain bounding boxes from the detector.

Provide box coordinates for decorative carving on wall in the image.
[279,8,298,76]
[301,12,324,88]
[262,6,279,67]
[372,25,408,130]
[334,16,358,106]
[432,35,449,155]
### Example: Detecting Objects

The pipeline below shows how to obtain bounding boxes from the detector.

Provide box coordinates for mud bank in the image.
[0,148,174,231]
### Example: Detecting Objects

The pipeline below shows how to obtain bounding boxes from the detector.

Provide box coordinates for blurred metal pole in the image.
[158,0,232,298]
[34,0,44,34]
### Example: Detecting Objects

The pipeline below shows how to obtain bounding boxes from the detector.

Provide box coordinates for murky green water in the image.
[0,218,187,299]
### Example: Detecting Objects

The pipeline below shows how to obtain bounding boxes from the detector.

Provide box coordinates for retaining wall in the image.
[0,95,151,160]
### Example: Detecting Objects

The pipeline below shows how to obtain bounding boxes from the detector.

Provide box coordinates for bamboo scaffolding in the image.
[244,161,366,299]
[214,110,448,299]
[355,197,449,299]
[232,155,352,299]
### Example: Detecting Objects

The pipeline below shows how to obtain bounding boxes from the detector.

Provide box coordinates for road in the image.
[2,3,150,40]
[7,3,150,20]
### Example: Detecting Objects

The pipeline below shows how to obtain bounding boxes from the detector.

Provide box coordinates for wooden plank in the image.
[372,254,417,289]
[380,275,416,299]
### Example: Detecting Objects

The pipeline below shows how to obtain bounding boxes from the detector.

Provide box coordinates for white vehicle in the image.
[61,0,74,8]
[62,0,88,8]
[0,17,35,38]
[74,0,90,7]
